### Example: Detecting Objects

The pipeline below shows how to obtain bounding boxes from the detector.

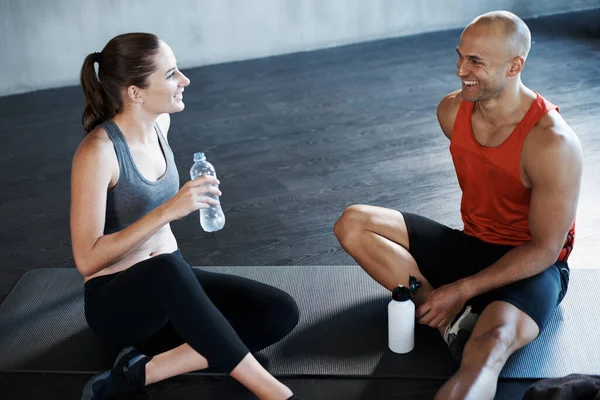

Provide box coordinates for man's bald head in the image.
[465,11,531,61]
[456,11,531,102]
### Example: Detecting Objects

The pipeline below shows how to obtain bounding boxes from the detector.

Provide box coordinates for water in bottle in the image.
[190,152,225,232]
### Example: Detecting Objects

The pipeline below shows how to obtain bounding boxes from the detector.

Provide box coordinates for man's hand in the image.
[416,281,469,329]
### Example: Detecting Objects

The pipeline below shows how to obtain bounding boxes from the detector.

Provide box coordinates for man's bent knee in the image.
[462,326,516,372]
[333,204,372,243]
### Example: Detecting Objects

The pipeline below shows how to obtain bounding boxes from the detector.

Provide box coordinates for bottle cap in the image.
[409,275,423,294]
[193,152,206,162]
[392,286,411,301]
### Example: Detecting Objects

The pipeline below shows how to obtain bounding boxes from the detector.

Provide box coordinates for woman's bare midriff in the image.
[84,224,179,282]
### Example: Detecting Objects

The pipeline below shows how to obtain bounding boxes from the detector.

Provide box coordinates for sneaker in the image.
[81,346,148,400]
[443,304,479,365]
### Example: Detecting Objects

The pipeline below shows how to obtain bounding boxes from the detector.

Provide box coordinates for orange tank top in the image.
[449,92,575,262]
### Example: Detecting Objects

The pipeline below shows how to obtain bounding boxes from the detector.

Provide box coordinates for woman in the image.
[72,32,299,400]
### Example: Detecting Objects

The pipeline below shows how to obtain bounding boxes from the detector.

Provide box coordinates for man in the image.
[334,10,582,400]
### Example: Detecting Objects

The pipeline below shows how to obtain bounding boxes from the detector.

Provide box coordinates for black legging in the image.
[83,250,299,373]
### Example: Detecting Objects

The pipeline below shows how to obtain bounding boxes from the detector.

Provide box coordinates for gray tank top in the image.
[101,120,180,235]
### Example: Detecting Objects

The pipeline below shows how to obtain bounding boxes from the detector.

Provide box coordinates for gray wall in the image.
[1,0,599,96]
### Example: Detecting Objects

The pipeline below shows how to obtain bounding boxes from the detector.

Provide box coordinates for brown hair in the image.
[80,33,161,133]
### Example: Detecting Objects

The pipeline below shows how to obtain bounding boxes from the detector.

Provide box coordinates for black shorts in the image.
[402,212,570,332]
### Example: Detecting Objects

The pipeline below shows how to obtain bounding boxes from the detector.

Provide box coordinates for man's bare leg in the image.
[334,205,434,306]
[435,301,539,400]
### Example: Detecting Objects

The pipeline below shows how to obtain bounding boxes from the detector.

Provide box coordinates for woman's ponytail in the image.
[80,52,110,133]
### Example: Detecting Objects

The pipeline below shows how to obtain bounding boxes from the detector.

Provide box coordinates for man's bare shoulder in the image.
[523,109,583,184]
[437,89,463,140]
[526,110,581,152]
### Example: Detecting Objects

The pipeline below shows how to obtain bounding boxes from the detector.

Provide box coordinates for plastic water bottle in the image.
[190,152,225,232]
[388,276,422,354]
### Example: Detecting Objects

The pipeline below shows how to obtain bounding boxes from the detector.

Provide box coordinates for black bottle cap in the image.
[409,276,423,293]
[392,286,411,301]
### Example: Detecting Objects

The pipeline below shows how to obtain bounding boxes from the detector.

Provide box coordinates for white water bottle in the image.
[388,276,422,354]
[190,152,225,232]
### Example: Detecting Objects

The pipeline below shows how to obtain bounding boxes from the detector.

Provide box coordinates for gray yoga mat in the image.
[0,266,598,378]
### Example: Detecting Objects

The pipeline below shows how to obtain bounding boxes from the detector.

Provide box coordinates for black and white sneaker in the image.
[81,346,149,400]
[443,304,479,365]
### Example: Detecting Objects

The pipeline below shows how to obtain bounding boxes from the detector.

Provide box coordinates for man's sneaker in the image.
[443,304,479,365]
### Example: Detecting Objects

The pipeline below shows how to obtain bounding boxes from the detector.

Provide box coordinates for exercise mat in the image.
[0,266,597,379]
